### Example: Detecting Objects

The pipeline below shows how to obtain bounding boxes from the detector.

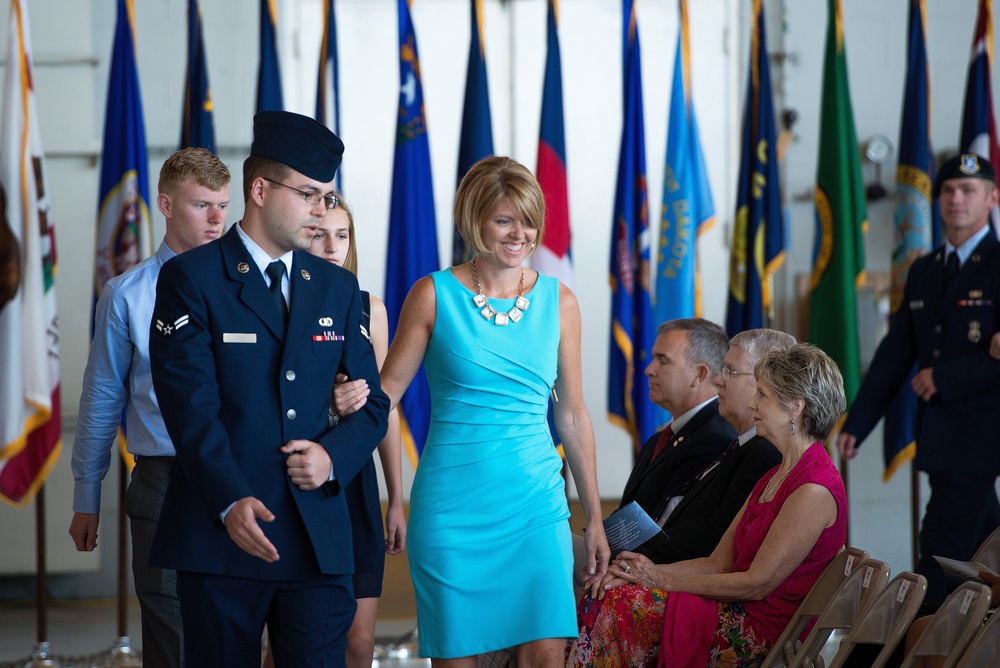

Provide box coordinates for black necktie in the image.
[266,261,287,326]
[944,251,960,288]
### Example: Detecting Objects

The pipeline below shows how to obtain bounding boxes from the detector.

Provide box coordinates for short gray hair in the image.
[657,318,729,377]
[754,343,846,440]
[730,328,797,368]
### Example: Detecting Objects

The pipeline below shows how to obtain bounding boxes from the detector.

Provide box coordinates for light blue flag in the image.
[655,0,714,331]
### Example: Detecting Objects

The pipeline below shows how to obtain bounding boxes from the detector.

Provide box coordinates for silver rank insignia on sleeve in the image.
[155,314,189,337]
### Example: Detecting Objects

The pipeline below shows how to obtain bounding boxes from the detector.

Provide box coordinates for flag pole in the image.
[911,465,920,568]
[27,486,60,667]
[118,459,128,638]
[35,486,48,644]
[112,458,141,663]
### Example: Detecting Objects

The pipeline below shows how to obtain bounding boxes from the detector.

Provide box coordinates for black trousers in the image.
[176,571,355,668]
[916,470,1000,605]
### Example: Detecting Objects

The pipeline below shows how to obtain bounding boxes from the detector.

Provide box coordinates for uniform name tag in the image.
[223,333,257,344]
[910,300,925,310]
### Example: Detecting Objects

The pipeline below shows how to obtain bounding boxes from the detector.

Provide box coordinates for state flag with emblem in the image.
[725,0,784,337]
[0,0,61,506]
[94,0,152,470]
[608,0,658,455]
[883,0,939,482]
[655,0,714,330]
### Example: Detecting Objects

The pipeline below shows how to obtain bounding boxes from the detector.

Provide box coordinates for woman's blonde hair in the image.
[453,156,545,257]
[755,343,846,440]
[333,192,359,275]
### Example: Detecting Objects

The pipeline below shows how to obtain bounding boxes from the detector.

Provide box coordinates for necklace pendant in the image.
[480,305,496,320]
[472,294,488,308]
[494,312,510,326]
[507,307,523,323]
[515,296,530,311]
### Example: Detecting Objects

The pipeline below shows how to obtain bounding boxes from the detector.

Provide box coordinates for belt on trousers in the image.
[133,455,175,465]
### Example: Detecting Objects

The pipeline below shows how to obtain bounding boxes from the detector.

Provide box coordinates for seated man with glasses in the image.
[567,324,795,668]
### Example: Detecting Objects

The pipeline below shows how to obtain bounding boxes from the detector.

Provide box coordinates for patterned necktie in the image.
[699,437,742,480]
[266,261,288,327]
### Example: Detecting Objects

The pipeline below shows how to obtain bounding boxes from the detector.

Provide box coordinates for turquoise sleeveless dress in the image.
[407,268,577,658]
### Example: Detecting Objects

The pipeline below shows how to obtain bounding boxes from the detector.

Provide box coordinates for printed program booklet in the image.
[933,555,998,591]
[603,501,666,556]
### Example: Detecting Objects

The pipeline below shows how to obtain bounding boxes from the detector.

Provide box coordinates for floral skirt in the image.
[706,601,773,668]
[565,585,669,668]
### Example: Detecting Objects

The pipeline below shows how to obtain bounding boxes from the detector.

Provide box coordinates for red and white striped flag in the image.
[0,0,61,506]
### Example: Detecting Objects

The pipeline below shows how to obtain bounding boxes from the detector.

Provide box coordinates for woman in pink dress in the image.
[582,343,847,668]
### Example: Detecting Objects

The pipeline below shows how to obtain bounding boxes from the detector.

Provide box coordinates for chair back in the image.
[786,558,891,668]
[760,547,870,668]
[972,526,1000,574]
[826,571,928,668]
[899,581,992,668]
[954,607,1000,668]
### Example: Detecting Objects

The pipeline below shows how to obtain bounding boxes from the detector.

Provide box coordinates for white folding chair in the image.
[954,608,1000,668]
[899,581,992,668]
[761,548,871,668]
[826,571,928,668]
[785,558,891,668]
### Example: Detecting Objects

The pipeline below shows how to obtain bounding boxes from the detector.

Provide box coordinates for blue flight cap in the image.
[934,153,996,197]
[250,111,344,182]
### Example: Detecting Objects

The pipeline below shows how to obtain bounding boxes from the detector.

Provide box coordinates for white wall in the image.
[0,0,996,592]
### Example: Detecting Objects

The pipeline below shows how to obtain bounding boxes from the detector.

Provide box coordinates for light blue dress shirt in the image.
[71,240,177,514]
[945,222,992,267]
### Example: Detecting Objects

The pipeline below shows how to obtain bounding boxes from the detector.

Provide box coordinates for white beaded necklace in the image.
[470,257,530,326]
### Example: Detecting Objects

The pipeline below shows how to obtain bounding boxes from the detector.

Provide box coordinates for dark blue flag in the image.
[883,0,939,481]
[94,0,153,467]
[256,0,283,112]
[725,0,784,337]
[453,0,494,266]
[180,0,214,152]
[386,0,439,465]
[608,0,657,453]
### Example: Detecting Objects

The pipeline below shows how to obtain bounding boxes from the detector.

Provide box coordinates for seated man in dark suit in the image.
[567,326,794,667]
[572,318,735,575]
[640,327,794,564]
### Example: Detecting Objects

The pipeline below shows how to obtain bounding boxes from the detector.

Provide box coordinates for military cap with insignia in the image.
[251,110,345,182]
[933,153,997,197]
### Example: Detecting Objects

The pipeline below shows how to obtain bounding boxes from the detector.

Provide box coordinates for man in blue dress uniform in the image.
[838,153,1000,603]
[149,111,389,667]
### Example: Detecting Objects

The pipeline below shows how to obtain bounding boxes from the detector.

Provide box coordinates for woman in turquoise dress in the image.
[376,156,609,666]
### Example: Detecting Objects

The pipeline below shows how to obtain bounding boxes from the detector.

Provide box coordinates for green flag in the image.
[808,0,867,404]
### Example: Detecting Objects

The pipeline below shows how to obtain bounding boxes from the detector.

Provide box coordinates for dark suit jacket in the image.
[843,232,1000,474]
[148,226,389,580]
[635,434,781,563]
[620,399,736,523]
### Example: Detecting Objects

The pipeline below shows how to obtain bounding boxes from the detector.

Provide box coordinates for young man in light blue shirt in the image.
[69,147,230,667]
